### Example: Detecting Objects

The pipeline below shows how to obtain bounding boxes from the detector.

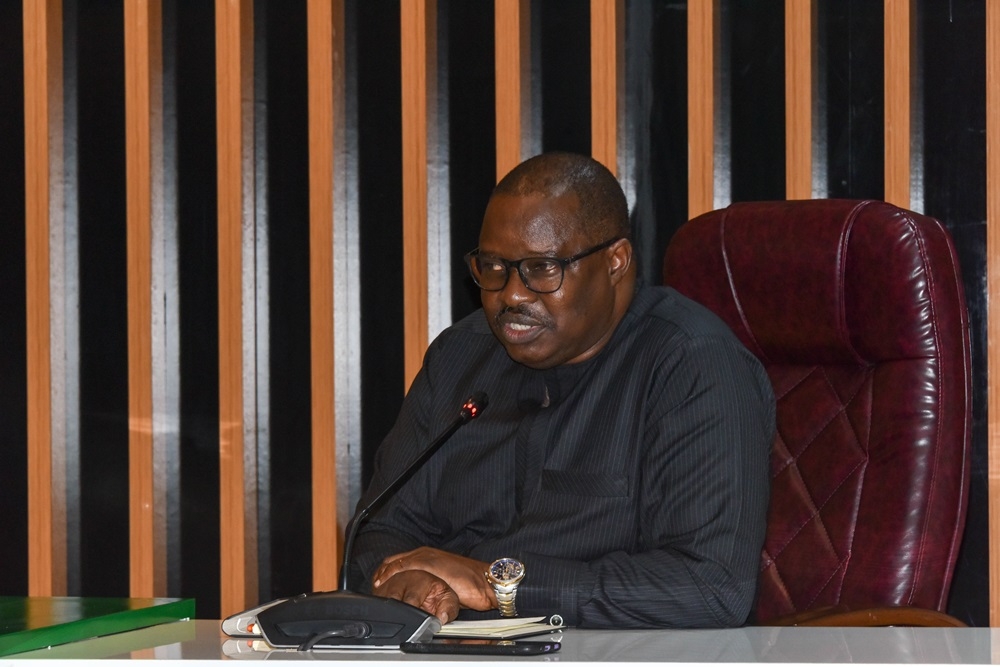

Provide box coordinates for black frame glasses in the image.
[464,237,622,294]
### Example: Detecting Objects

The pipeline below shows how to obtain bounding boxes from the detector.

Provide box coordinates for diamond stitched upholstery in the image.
[662,200,971,623]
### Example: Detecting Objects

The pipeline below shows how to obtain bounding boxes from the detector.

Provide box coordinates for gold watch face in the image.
[489,558,524,584]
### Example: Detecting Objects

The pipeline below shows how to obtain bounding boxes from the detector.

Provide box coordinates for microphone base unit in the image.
[221,597,287,637]
[224,590,441,649]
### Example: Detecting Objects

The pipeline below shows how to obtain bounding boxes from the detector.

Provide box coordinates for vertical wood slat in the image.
[124,0,163,599]
[401,0,431,390]
[591,0,621,177]
[987,0,1000,630]
[216,0,256,617]
[785,0,812,200]
[24,0,65,598]
[308,0,340,591]
[688,0,715,218]
[495,0,527,180]
[884,0,910,208]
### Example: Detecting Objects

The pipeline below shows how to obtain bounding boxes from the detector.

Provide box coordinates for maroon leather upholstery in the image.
[662,199,972,624]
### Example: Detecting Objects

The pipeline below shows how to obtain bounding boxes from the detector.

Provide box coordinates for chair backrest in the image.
[662,199,972,623]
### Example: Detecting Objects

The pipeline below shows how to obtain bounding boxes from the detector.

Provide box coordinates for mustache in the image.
[494,305,549,327]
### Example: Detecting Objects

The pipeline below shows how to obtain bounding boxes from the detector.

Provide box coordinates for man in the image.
[348,152,775,629]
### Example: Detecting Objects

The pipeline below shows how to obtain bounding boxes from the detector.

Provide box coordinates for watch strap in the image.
[494,588,518,617]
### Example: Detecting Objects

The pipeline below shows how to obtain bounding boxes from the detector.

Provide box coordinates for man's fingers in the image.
[418,579,460,625]
[372,547,493,611]
[373,550,418,588]
[425,588,459,625]
[401,588,426,609]
[371,570,459,625]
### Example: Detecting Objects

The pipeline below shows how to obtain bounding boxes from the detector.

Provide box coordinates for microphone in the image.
[222,392,489,650]
[338,391,488,590]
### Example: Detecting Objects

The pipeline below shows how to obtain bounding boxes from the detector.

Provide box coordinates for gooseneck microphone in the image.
[222,392,489,650]
[338,391,488,591]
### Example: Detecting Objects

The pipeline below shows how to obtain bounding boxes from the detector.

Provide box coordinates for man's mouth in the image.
[495,312,546,343]
[499,320,543,344]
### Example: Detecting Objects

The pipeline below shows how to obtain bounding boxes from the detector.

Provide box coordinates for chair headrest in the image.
[663,199,965,366]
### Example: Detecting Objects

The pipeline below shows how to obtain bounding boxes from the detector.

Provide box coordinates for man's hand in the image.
[371,570,461,625]
[372,547,496,613]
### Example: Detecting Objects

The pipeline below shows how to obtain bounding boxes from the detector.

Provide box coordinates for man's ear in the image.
[608,238,633,286]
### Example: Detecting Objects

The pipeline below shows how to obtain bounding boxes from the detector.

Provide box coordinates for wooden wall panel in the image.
[124,0,163,599]
[401,0,432,390]
[884,0,911,207]
[307,0,341,592]
[216,0,257,618]
[688,0,715,218]
[23,0,65,598]
[785,0,812,199]
[591,0,622,177]
[987,0,1000,629]
[495,0,527,180]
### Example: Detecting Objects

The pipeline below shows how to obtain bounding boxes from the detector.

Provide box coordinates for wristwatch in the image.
[485,557,525,617]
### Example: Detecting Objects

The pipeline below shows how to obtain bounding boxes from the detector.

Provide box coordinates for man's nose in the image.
[498,266,535,302]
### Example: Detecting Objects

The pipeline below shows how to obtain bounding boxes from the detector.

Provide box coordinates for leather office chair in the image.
[662,199,972,627]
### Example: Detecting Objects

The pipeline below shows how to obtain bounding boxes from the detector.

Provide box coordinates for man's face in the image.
[477,192,621,369]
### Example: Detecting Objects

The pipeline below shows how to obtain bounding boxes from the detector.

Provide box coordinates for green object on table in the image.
[0,596,195,657]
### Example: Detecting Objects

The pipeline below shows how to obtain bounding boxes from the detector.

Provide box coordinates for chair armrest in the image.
[764,606,967,627]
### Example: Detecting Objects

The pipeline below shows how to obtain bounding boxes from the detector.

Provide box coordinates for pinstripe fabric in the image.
[350,286,775,628]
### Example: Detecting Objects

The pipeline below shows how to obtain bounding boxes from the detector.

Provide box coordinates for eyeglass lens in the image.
[471,256,564,293]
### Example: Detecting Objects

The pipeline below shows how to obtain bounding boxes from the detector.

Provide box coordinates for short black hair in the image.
[492,152,630,242]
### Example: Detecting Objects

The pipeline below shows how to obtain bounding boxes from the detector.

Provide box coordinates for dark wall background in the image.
[0,0,28,596]
[170,0,222,618]
[445,0,497,322]
[821,2,885,198]
[256,0,314,606]
[356,0,405,491]
[74,0,130,600]
[0,0,989,625]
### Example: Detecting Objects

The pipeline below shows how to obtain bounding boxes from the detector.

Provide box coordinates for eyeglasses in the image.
[464,237,621,294]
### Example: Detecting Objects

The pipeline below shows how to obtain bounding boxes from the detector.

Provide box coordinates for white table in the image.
[0,619,993,665]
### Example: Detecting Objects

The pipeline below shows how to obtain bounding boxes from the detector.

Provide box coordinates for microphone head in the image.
[460,392,489,422]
